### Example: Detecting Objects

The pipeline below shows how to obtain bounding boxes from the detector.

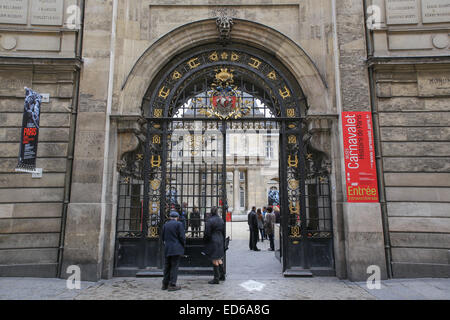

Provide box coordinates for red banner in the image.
[342,111,379,202]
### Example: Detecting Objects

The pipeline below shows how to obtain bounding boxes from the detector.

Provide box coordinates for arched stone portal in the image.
[115,19,332,118]
[112,20,337,277]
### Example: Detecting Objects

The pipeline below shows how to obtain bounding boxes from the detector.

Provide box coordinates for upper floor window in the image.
[266,140,273,159]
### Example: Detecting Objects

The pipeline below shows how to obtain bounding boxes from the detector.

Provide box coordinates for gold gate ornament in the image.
[151,155,161,168]
[148,226,159,238]
[152,135,161,144]
[290,226,301,238]
[288,155,298,167]
[288,179,299,190]
[289,201,300,214]
[150,179,161,191]
[149,201,160,214]
[288,135,297,144]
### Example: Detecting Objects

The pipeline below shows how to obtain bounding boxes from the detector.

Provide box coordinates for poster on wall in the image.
[16,88,42,172]
[342,111,379,202]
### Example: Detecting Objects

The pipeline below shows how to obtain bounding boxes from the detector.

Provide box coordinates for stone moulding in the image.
[116,18,331,118]
[111,115,146,169]
[305,115,337,172]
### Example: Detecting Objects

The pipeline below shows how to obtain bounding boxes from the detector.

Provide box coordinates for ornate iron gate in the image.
[114,44,334,276]
[165,120,227,271]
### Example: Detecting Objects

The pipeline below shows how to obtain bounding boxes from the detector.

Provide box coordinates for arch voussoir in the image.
[116,19,330,118]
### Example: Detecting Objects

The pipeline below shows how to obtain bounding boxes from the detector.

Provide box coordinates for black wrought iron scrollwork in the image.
[146,121,164,238]
[301,135,333,239]
[146,47,301,120]
[286,127,303,239]
[116,135,146,238]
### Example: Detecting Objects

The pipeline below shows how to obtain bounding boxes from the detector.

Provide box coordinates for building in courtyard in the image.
[0,0,449,281]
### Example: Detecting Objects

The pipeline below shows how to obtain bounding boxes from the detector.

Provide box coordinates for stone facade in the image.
[0,0,81,277]
[0,0,448,281]
[367,0,450,278]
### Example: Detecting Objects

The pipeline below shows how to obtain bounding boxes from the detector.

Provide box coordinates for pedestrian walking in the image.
[256,208,265,242]
[264,207,276,251]
[203,207,226,284]
[161,210,186,291]
[247,206,260,251]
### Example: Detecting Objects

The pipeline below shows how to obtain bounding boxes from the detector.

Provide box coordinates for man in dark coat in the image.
[203,207,225,284]
[247,206,260,251]
[189,206,201,237]
[161,210,186,291]
[264,207,276,251]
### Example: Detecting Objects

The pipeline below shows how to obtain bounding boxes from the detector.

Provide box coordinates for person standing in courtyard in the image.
[264,207,276,251]
[256,208,265,242]
[180,202,188,232]
[203,207,226,284]
[189,205,201,237]
[161,210,186,291]
[273,204,281,223]
[247,206,260,251]
[262,206,268,239]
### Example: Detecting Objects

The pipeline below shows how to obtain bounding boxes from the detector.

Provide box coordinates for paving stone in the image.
[0,222,448,300]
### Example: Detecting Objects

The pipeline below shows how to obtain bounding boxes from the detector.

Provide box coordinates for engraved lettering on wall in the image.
[31,0,64,26]
[385,0,419,25]
[0,0,28,24]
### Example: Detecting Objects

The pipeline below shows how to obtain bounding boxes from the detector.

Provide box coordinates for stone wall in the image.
[374,64,450,277]
[333,0,389,281]
[61,0,116,281]
[367,0,450,278]
[0,0,81,277]
[112,0,335,116]
[0,59,80,277]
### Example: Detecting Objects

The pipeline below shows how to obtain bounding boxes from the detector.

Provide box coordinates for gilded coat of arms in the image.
[150,179,160,191]
[198,68,251,119]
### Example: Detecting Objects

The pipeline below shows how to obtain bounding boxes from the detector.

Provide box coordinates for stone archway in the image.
[111,26,338,276]
[107,18,344,279]
[115,18,331,118]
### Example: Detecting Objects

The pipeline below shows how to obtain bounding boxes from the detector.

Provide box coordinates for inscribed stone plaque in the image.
[418,71,450,96]
[422,0,450,23]
[385,0,419,25]
[31,0,64,26]
[0,0,28,24]
[0,70,32,96]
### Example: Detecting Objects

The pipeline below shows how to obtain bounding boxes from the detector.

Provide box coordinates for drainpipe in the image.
[363,0,393,279]
[57,0,85,278]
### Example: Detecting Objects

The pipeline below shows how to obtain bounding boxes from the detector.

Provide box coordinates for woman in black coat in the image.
[203,207,225,284]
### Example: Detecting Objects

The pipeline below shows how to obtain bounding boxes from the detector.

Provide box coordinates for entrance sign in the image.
[342,111,379,202]
[16,88,42,171]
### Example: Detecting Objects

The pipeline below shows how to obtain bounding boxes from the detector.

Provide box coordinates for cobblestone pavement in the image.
[0,222,449,300]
